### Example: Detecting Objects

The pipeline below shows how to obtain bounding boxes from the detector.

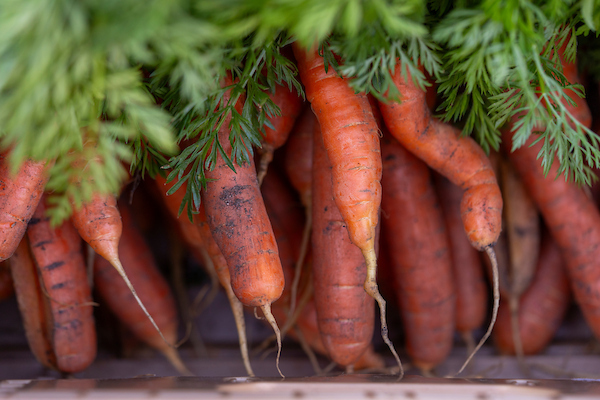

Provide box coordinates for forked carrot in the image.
[93,201,191,376]
[202,75,285,376]
[293,45,402,374]
[27,197,97,373]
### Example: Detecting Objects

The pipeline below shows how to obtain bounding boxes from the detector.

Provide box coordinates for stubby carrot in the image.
[0,154,53,261]
[310,118,375,367]
[27,197,97,373]
[202,75,285,376]
[435,174,488,349]
[93,201,190,376]
[380,132,456,373]
[493,234,570,355]
[154,173,255,377]
[293,45,401,372]
[10,237,56,370]
[257,83,303,184]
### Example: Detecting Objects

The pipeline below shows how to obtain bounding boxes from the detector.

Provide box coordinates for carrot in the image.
[202,75,285,376]
[377,63,502,374]
[0,154,53,261]
[310,116,375,367]
[293,45,401,373]
[257,83,303,184]
[380,132,456,373]
[493,234,570,356]
[10,237,56,370]
[93,200,191,376]
[154,173,255,377]
[0,260,14,301]
[283,105,317,317]
[26,197,97,373]
[434,174,488,350]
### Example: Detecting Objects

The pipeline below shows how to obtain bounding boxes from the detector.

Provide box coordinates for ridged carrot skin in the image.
[27,198,97,374]
[493,235,570,355]
[202,77,284,309]
[380,133,456,371]
[435,174,488,337]
[0,156,53,261]
[378,66,502,251]
[93,201,189,375]
[311,119,375,366]
[10,237,56,370]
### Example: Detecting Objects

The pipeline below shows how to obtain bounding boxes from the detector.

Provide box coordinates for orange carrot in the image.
[257,83,303,184]
[310,116,375,367]
[0,260,13,301]
[10,237,56,370]
[93,200,190,375]
[493,234,570,355]
[0,154,53,261]
[435,174,488,348]
[293,45,401,372]
[154,173,255,377]
[202,75,285,375]
[27,197,97,373]
[380,132,456,373]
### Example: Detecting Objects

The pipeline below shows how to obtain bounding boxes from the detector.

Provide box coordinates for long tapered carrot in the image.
[154,173,255,377]
[93,201,191,376]
[493,234,570,356]
[202,75,285,376]
[27,197,97,374]
[377,63,502,375]
[293,45,401,373]
[0,155,53,261]
[257,83,303,184]
[380,132,456,373]
[434,174,488,349]
[310,117,375,367]
[10,237,57,370]
[283,105,316,318]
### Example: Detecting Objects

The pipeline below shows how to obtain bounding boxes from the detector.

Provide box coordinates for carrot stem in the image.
[456,246,499,376]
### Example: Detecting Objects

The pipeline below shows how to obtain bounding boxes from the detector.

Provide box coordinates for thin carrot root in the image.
[257,144,275,186]
[293,326,322,375]
[363,247,403,378]
[261,303,284,378]
[226,285,255,377]
[287,208,312,320]
[456,246,499,376]
[509,295,530,376]
[460,331,476,356]
[163,346,193,376]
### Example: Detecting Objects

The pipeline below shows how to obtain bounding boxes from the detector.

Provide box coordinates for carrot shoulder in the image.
[0,155,53,261]
[27,198,97,374]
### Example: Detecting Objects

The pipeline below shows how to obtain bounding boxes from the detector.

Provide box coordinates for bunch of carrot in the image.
[2,35,600,381]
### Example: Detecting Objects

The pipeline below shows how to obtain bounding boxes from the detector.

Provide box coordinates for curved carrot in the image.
[93,201,190,376]
[311,117,375,367]
[27,197,97,373]
[257,84,303,184]
[202,75,284,376]
[0,155,53,261]
[434,174,488,347]
[293,45,401,373]
[10,237,56,370]
[493,234,570,355]
[380,132,456,373]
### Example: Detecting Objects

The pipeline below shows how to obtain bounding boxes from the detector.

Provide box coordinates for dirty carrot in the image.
[202,75,285,376]
[27,197,97,373]
[293,45,401,373]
